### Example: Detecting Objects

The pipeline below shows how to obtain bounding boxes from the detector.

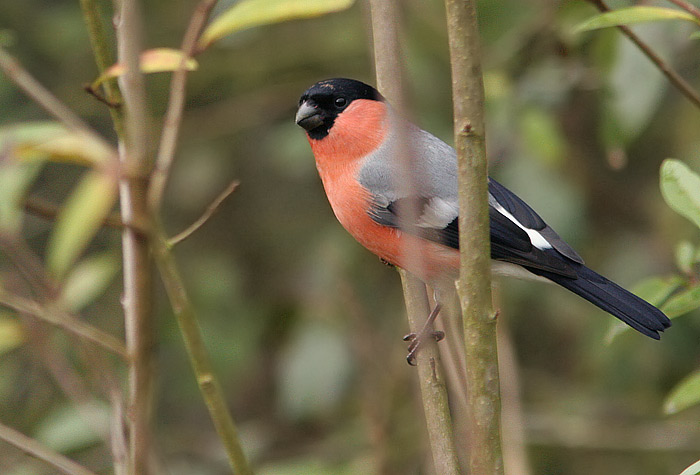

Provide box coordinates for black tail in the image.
[528,263,671,339]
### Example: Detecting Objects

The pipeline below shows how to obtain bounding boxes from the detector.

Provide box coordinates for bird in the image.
[295,77,670,350]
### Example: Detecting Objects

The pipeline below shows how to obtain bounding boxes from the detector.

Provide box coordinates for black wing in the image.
[366,178,582,278]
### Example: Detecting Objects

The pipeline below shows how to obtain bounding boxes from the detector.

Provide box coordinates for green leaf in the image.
[575,6,700,33]
[664,370,700,414]
[690,31,700,40]
[0,160,43,233]
[59,253,120,312]
[34,401,110,452]
[676,241,697,275]
[679,459,700,475]
[661,159,700,230]
[0,314,24,356]
[90,48,198,90]
[199,0,356,49]
[46,171,119,280]
[0,121,112,166]
[661,285,700,318]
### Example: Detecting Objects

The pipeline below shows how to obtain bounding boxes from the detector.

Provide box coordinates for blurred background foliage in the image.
[1,0,700,473]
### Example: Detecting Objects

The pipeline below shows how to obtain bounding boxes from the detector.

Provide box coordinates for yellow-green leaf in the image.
[199,0,356,50]
[575,6,700,33]
[0,121,112,166]
[0,160,43,233]
[676,241,696,275]
[664,370,700,414]
[0,314,24,356]
[91,48,198,89]
[59,253,120,312]
[661,159,700,230]
[47,171,119,280]
[661,284,700,318]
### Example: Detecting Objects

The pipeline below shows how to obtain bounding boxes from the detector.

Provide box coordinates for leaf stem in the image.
[589,0,700,110]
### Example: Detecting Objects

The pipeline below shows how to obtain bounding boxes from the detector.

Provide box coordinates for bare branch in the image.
[0,421,100,475]
[149,0,220,213]
[0,47,116,156]
[0,290,127,358]
[114,0,154,472]
[169,180,239,246]
[24,195,124,230]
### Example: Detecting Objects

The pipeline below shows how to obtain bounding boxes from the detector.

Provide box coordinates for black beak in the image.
[295,101,324,131]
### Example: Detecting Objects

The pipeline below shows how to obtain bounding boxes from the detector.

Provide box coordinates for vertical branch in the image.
[444,0,503,474]
[400,272,461,475]
[367,0,461,473]
[115,1,154,473]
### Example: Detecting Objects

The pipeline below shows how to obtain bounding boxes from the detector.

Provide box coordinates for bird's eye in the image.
[334,97,347,108]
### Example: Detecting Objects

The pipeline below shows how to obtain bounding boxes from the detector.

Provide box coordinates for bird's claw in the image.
[403,303,445,366]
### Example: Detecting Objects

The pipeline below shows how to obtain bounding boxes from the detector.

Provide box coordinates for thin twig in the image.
[445,0,503,474]
[589,0,700,110]
[0,291,127,358]
[666,0,700,20]
[152,229,252,475]
[0,421,100,475]
[0,47,116,155]
[24,195,124,230]
[149,0,220,213]
[168,180,239,246]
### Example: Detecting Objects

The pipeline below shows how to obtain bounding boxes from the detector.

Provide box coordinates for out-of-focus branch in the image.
[588,0,700,110]
[444,0,503,474]
[368,0,461,473]
[25,195,124,230]
[114,0,154,473]
[399,272,461,475]
[78,0,125,137]
[0,290,127,358]
[0,421,100,475]
[149,0,219,212]
[0,47,116,156]
[152,231,252,475]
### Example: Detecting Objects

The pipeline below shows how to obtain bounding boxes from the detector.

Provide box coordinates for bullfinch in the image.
[295,78,670,342]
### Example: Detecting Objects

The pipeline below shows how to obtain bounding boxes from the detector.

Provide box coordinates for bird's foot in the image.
[403,303,443,366]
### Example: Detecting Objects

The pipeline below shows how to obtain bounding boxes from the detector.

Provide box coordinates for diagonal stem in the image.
[0,421,100,475]
[589,0,700,110]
